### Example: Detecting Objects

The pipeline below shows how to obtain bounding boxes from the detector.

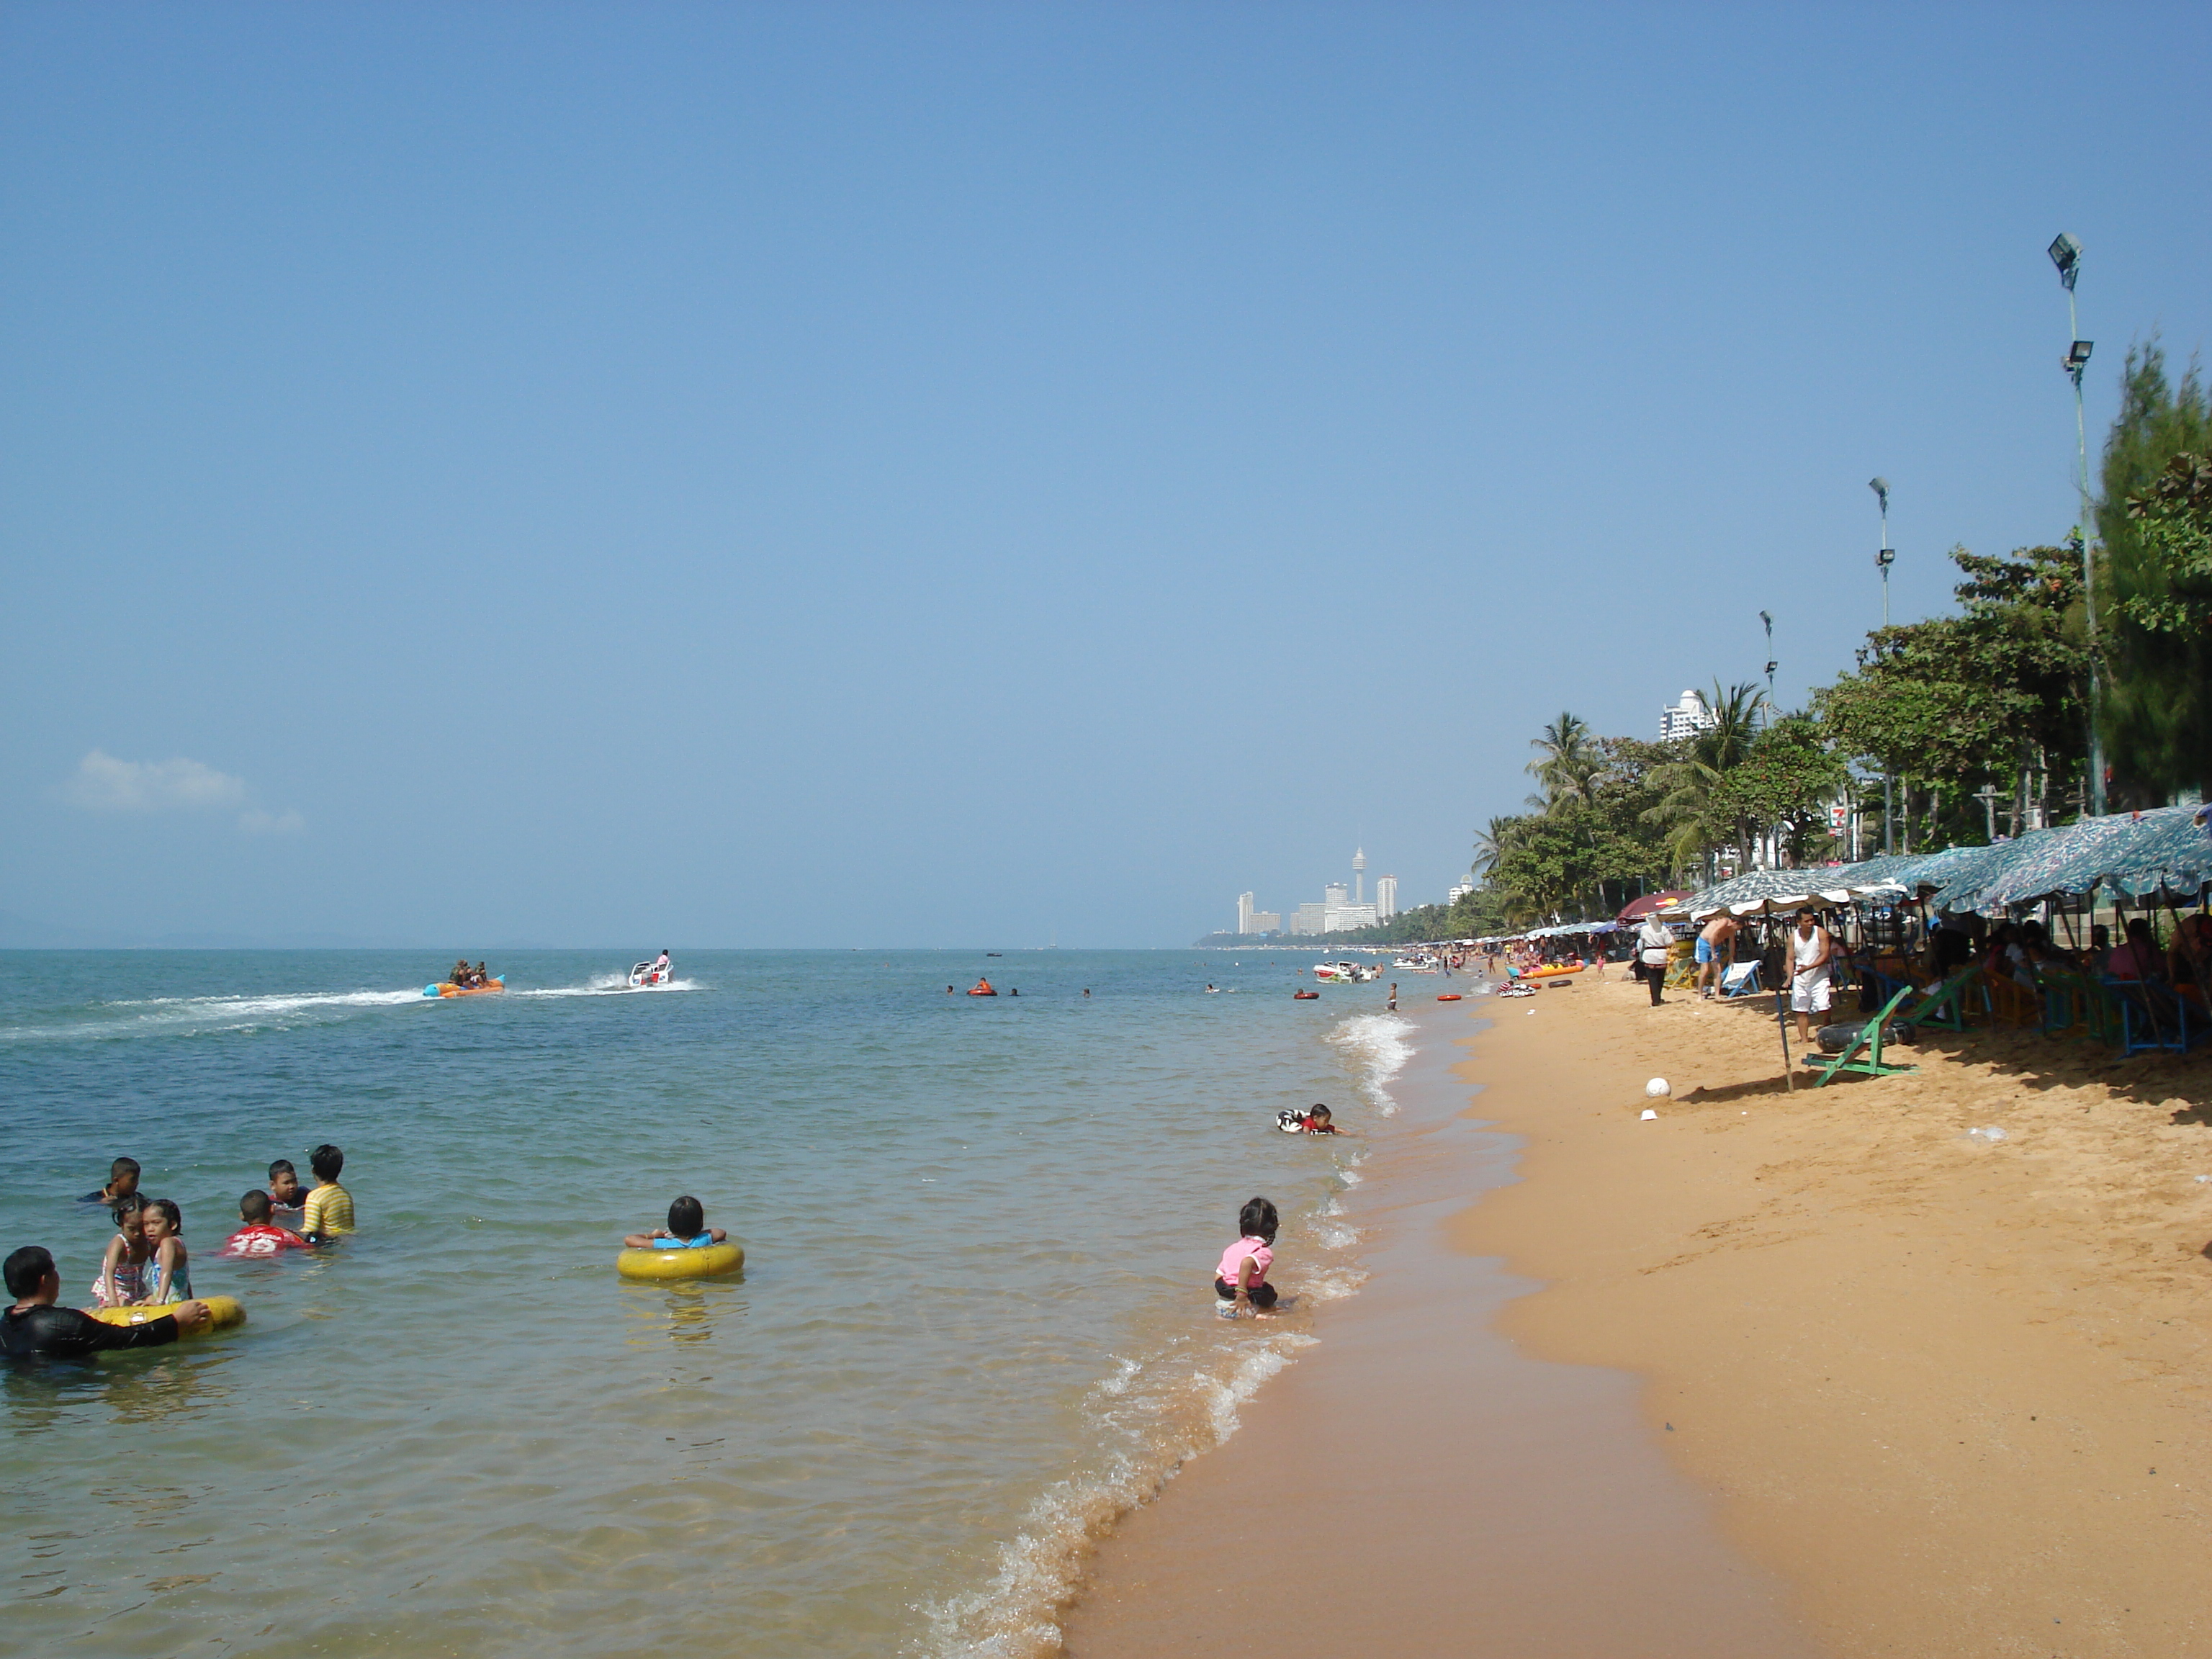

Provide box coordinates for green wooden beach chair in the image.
[1805,984,1919,1087]
[1889,965,1984,1037]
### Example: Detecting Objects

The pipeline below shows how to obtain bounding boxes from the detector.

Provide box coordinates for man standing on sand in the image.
[1789,911,1835,1043]
[1696,914,1740,999]
[1636,913,1673,1006]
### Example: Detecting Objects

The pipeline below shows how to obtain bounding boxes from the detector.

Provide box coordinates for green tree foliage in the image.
[1525,711,1601,806]
[1642,682,1768,876]
[1708,715,1848,866]
[1812,546,2086,840]
[2096,344,2212,800]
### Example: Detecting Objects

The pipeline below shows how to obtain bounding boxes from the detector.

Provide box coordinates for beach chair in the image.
[1805,984,1919,1087]
[1981,966,2042,1028]
[1719,961,1763,997]
[2101,976,2200,1057]
[2037,967,2120,1045]
[1890,965,1984,1038]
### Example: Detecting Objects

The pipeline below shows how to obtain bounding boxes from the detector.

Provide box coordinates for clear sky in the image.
[4,3,2208,948]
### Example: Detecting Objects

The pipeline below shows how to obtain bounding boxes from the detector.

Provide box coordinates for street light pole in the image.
[1869,477,1895,853]
[2049,233,2105,817]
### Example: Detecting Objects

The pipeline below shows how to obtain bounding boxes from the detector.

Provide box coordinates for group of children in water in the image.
[1215,1100,1352,1319]
[81,1145,356,1309]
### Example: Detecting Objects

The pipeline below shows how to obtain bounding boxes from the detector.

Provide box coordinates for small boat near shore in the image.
[1310,961,1379,983]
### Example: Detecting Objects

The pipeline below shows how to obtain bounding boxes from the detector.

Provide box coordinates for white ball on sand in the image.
[1645,1077,1671,1098]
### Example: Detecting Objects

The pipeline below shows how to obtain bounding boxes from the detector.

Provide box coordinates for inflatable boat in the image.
[425,977,505,998]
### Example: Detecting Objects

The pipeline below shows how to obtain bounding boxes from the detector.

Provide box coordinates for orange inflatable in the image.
[967,979,997,997]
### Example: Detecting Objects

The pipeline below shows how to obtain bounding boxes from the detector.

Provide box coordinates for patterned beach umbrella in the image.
[1975,804,2212,910]
[1683,867,1906,919]
[1923,830,2068,915]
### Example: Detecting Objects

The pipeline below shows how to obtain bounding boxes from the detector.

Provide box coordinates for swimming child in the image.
[91,1197,152,1308]
[81,1156,141,1206]
[624,1195,728,1250]
[1215,1196,1280,1316]
[140,1199,193,1303]
[300,1144,355,1239]
[220,1191,312,1258]
[267,1159,306,1210]
[1297,1105,1344,1135]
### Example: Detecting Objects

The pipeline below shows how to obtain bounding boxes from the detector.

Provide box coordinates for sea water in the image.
[0,950,1415,1658]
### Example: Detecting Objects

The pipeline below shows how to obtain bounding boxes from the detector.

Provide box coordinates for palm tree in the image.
[1471,815,1519,877]
[1643,682,1769,882]
[1526,711,1601,809]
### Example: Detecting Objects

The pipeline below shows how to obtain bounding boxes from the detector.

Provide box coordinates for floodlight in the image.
[1868,477,1889,510]
[2049,233,2082,289]
[1876,546,1895,569]
[2064,339,2094,371]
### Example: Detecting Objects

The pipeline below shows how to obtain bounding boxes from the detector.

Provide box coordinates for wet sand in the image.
[1062,996,1818,1658]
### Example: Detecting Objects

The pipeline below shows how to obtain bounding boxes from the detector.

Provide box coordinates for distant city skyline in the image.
[1238,847,1400,936]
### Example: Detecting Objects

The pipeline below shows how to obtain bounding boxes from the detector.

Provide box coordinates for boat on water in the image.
[629,957,675,988]
[425,976,505,999]
[1391,953,1442,974]
[1310,961,1380,983]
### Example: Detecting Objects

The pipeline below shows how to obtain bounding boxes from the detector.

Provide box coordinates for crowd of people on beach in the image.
[1,1146,356,1362]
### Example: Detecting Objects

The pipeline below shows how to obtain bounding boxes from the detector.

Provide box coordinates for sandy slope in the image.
[1455,975,2212,1657]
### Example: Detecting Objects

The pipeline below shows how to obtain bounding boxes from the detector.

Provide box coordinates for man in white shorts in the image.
[1789,911,1835,1043]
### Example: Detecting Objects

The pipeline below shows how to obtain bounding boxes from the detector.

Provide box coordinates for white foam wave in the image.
[513,977,703,999]
[1298,1265,1370,1303]
[912,1326,1319,1659]
[1326,1011,1415,1118]
[1,987,431,1043]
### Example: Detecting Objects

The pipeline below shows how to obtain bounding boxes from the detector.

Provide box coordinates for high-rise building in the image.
[1660,688,1717,742]
[1352,847,1367,906]
[1375,875,1398,920]
[1323,882,1349,907]
[1235,892,1281,935]
[1289,902,1331,935]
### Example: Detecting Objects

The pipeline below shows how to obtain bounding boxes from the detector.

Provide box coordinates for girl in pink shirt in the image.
[1215,1197,1280,1315]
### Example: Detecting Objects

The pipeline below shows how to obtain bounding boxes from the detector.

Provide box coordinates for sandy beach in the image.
[1065,974,2212,1657]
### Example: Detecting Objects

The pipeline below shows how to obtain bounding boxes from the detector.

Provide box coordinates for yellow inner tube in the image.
[90,1295,246,1335]
[617,1243,745,1281]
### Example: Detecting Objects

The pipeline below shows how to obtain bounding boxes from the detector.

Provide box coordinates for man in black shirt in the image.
[1,1246,209,1361]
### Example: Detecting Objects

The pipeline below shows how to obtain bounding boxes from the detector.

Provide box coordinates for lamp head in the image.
[2064,339,2094,372]
[1876,546,1896,571]
[1869,477,1889,513]
[2049,232,2082,290]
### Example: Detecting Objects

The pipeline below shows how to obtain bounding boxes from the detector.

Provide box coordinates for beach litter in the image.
[1640,1107,1658,1121]
[1962,1126,2008,1144]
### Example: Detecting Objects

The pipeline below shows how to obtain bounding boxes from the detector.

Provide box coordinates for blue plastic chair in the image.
[2100,976,2198,1056]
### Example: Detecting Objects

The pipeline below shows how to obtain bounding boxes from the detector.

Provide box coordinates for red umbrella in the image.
[1615,891,1691,924]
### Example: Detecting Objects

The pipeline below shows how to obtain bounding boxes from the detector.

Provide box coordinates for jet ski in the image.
[629,957,675,988]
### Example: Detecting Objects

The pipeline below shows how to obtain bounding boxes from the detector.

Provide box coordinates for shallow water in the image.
[0,950,1411,1658]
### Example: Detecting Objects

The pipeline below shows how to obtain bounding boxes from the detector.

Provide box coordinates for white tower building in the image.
[1376,875,1398,920]
[1237,892,1255,935]
[1352,847,1367,906]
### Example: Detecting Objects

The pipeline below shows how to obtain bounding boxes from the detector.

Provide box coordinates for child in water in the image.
[220,1191,312,1257]
[92,1197,152,1307]
[267,1159,306,1210]
[300,1144,355,1238]
[82,1156,141,1206]
[625,1195,729,1250]
[1215,1196,1280,1316]
[140,1198,193,1303]
[1298,1105,1344,1135]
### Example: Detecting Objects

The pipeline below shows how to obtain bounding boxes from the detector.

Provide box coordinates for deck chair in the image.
[2038,967,2121,1045]
[2102,976,2200,1056]
[1982,966,2042,1028]
[1719,961,1763,997]
[1805,984,1919,1087]
[1890,965,1984,1037]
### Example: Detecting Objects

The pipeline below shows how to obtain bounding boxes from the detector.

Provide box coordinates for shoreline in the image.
[1058,991,1815,1657]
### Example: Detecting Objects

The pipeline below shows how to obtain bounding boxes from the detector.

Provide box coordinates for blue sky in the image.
[3,3,2207,948]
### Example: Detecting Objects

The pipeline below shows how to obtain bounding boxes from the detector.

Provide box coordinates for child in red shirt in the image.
[219,1190,312,1259]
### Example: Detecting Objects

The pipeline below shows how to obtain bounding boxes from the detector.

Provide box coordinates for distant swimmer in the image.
[968,978,997,997]
[1205,984,1219,993]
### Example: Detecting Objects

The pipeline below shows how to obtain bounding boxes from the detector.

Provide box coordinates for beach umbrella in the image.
[1684,868,1906,919]
[1975,804,2212,910]
[1616,891,1691,923]
[1922,832,2064,914]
